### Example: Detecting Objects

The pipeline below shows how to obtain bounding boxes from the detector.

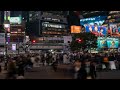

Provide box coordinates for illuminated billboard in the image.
[80,16,107,26]
[12,44,16,51]
[97,37,107,48]
[107,38,119,48]
[85,25,107,36]
[97,37,119,48]
[108,23,120,37]
[71,25,81,33]
[10,17,22,24]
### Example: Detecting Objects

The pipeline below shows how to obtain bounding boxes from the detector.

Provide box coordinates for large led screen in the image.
[97,37,107,48]
[107,38,119,48]
[80,16,107,36]
[10,17,22,24]
[80,16,107,26]
[108,23,120,37]
[85,25,107,36]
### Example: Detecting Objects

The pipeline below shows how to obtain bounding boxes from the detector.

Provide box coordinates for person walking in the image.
[89,61,97,79]
[6,58,17,79]
[51,61,58,72]
[77,62,87,79]
[73,59,81,79]
[17,57,25,77]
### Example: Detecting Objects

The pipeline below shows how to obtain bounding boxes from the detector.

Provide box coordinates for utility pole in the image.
[3,11,10,60]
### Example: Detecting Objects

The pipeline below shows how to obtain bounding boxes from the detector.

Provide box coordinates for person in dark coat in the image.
[89,61,97,79]
[51,61,58,72]
[6,59,16,79]
[77,62,87,79]
[17,58,25,76]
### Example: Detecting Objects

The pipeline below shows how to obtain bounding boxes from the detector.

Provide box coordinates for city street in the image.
[0,64,120,79]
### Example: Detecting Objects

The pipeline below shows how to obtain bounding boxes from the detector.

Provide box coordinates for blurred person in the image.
[51,60,58,72]
[17,57,25,76]
[73,59,81,79]
[0,59,2,72]
[63,53,68,64]
[6,58,17,79]
[102,54,109,71]
[77,61,87,79]
[108,54,116,70]
[89,61,97,79]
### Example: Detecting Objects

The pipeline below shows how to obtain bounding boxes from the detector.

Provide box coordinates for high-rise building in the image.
[8,11,25,43]
[28,11,68,37]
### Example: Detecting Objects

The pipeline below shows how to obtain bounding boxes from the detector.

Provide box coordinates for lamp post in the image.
[4,20,10,59]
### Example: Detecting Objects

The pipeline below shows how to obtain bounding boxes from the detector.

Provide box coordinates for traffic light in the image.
[76,38,82,43]
[32,40,36,43]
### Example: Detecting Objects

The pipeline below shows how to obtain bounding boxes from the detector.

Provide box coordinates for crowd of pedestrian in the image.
[0,51,119,79]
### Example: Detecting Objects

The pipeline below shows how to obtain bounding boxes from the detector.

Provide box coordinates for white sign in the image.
[10,17,22,24]
[0,33,5,45]
[12,44,16,51]
[4,24,10,28]
[63,36,72,44]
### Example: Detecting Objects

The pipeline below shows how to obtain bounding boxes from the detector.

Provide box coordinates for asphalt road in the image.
[0,64,120,79]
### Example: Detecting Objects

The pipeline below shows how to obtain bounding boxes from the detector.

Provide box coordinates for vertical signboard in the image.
[12,44,16,51]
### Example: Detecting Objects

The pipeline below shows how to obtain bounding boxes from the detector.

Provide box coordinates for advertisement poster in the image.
[71,25,81,33]
[10,17,22,24]
[80,16,107,26]
[97,37,107,48]
[108,24,120,37]
[107,38,119,48]
[12,44,16,51]
[85,25,107,36]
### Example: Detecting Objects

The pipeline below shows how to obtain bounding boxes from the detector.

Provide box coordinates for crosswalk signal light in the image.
[32,40,36,43]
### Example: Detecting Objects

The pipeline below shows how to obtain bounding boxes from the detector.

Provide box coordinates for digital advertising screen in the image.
[10,17,22,24]
[80,16,107,26]
[85,25,107,36]
[80,16,107,36]
[71,25,81,33]
[107,38,119,48]
[108,23,120,37]
[97,37,107,48]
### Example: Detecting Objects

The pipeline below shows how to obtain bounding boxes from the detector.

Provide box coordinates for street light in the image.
[3,20,10,60]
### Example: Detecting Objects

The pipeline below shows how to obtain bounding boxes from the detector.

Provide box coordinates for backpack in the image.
[103,57,108,62]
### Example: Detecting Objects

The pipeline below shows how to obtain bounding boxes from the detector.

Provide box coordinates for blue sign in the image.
[80,16,107,26]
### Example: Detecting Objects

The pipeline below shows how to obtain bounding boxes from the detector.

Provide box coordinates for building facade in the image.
[28,11,68,37]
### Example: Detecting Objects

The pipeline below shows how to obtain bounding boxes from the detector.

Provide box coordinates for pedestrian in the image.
[73,59,81,79]
[6,58,17,79]
[0,64,1,73]
[17,57,25,77]
[51,61,58,72]
[103,54,109,71]
[77,62,87,79]
[89,61,97,79]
